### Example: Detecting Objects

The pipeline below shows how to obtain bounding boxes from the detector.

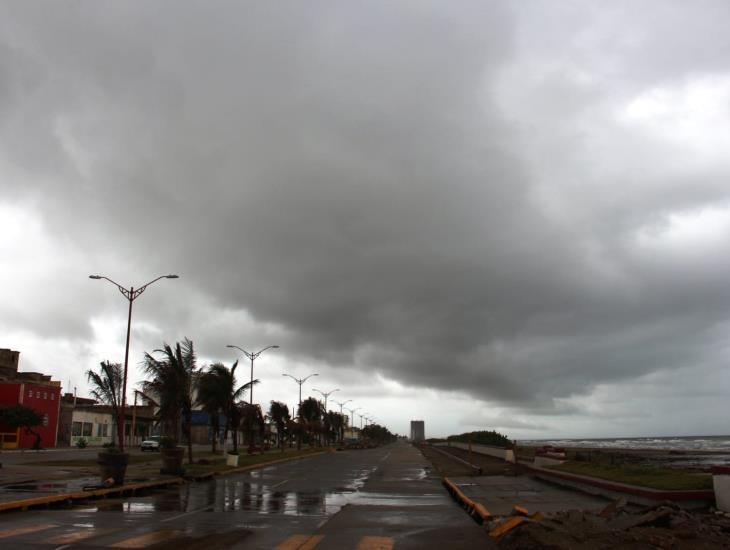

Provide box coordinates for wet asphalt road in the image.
[0,441,489,549]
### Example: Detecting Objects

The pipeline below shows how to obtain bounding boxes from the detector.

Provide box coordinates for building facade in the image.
[0,348,62,449]
[410,420,425,442]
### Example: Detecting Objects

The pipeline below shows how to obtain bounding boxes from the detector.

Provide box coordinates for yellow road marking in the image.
[357,536,394,550]
[0,523,56,538]
[275,534,325,550]
[110,530,181,548]
[45,527,118,544]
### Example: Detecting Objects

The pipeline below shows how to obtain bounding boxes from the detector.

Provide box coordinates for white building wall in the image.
[70,409,114,447]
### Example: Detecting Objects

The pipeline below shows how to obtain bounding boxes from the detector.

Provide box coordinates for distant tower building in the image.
[410,420,425,442]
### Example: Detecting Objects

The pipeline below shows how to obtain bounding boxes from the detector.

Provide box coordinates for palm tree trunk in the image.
[183,411,193,463]
[211,416,218,453]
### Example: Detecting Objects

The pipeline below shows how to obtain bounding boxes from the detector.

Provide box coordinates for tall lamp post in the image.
[283,373,318,449]
[332,399,351,445]
[332,399,352,417]
[312,387,340,414]
[89,273,178,452]
[226,345,279,405]
[346,407,361,432]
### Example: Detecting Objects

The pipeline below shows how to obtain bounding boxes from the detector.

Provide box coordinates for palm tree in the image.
[324,411,344,445]
[240,403,265,451]
[86,361,123,447]
[196,366,227,453]
[298,397,323,447]
[196,361,257,453]
[269,401,290,451]
[141,338,197,463]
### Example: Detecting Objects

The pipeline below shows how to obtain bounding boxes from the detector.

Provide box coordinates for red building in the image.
[0,348,62,449]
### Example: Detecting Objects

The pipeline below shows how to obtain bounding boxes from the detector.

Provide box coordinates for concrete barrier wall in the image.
[534,456,566,468]
[434,441,515,463]
[713,467,730,512]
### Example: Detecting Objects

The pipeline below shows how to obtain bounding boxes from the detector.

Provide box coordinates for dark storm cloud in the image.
[2,1,730,421]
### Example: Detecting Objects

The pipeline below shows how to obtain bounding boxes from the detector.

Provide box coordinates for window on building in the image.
[82,422,93,437]
[102,424,109,437]
[43,392,47,399]
[51,393,55,400]
[72,422,82,436]
[97,424,103,437]
[28,389,33,398]
[36,391,40,398]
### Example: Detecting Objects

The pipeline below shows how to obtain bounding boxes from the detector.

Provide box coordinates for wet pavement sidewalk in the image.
[0,457,176,507]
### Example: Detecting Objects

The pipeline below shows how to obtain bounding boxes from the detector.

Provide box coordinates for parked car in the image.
[140,435,162,452]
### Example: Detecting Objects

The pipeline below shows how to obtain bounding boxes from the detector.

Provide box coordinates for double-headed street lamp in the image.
[226,345,279,405]
[332,399,352,417]
[283,373,318,450]
[346,407,361,430]
[331,398,351,444]
[89,273,179,452]
[312,387,339,414]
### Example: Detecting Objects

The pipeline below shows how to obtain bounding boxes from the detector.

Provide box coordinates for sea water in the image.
[518,435,730,452]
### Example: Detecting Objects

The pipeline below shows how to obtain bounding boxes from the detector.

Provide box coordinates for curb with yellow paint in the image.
[442,477,491,524]
[0,477,185,513]
[0,449,329,514]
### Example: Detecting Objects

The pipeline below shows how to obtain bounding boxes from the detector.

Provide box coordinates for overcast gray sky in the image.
[2,1,730,439]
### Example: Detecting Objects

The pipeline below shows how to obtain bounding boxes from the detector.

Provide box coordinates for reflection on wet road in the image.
[0,443,487,549]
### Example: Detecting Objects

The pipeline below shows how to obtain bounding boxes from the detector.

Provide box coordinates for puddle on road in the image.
[73,464,439,517]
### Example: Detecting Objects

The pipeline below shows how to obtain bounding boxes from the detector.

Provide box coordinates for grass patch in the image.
[23,454,164,467]
[184,447,325,477]
[22,447,325,473]
[547,462,712,491]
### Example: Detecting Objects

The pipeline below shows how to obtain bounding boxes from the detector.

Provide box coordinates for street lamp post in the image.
[89,273,178,452]
[332,399,351,444]
[312,387,340,414]
[226,345,279,405]
[346,407,361,432]
[282,373,318,450]
[332,399,352,417]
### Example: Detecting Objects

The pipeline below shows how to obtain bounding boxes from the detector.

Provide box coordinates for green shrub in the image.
[447,430,511,448]
[75,437,88,448]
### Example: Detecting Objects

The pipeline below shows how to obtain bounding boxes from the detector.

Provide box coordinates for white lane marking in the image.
[270,479,289,489]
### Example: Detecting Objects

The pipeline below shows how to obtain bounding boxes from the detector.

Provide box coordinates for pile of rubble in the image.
[492,499,730,549]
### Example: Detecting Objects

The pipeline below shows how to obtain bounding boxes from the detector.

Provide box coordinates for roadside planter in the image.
[226,451,239,467]
[712,466,730,512]
[97,449,129,485]
[160,446,185,475]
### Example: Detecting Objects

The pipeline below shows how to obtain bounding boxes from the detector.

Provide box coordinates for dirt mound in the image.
[495,500,730,549]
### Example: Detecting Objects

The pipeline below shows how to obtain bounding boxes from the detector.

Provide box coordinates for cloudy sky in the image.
[2,1,730,440]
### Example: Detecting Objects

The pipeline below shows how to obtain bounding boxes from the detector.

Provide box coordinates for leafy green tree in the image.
[0,405,43,450]
[268,401,290,451]
[361,423,396,445]
[86,361,123,447]
[142,338,198,463]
